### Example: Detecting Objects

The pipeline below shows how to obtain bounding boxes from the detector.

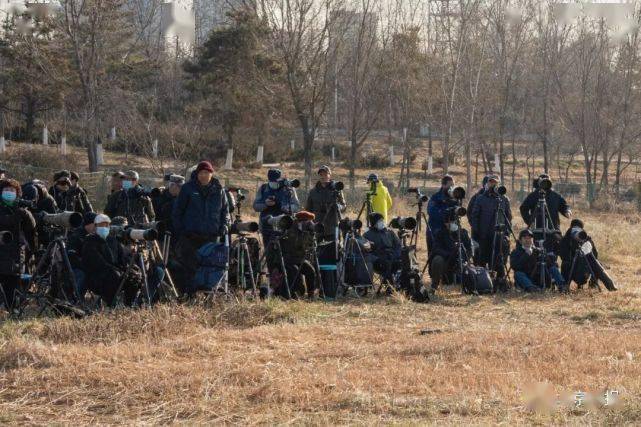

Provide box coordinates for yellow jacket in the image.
[370,181,393,223]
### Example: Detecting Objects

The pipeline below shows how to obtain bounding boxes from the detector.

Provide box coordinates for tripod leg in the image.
[138,252,151,306]
[242,243,258,297]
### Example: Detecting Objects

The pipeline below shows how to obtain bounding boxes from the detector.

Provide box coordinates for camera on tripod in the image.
[264,214,294,231]
[40,211,83,229]
[137,221,167,234]
[407,188,429,203]
[330,181,344,192]
[231,220,259,234]
[279,179,300,189]
[111,226,159,242]
[537,176,553,192]
[0,230,13,245]
[390,216,418,231]
[339,218,363,233]
[570,228,589,243]
[448,186,466,201]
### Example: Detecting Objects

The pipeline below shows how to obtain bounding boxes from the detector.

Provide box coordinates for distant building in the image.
[193,0,246,46]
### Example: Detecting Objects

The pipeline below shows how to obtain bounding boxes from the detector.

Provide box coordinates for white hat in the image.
[94,214,111,224]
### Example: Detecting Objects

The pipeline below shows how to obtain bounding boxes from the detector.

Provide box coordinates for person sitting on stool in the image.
[363,212,401,284]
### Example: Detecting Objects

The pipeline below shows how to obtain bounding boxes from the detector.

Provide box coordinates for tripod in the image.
[337,229,373,297]
[289,231,325,299]
[489,195,516,289]
[409,198,429,248]
[258,234,292,299]
[567,243,601,291]
[113,242,153,307]
[531,190,559,292]
[30,234,88,316]
[356,182,377,226]
[232,233,258,297]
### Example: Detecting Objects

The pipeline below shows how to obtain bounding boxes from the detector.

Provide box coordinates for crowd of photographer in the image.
[0,161,618,315]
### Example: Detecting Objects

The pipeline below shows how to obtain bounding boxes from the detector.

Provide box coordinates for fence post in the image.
[96,140,104,166]
[256,145,264,164]
[60,136,67,155]
[42,127,49,145]
[224,148,233,170]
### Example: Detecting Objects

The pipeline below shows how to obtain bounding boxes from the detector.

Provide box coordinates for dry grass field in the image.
[0,210,640,425]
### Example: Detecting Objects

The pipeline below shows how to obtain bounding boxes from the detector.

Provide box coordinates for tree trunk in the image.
[349,136,357,191]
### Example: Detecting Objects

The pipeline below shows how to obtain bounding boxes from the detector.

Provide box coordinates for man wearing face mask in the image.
[253,169,300,244]
[510,229,567,292]
[104,170,155,225]
[268,211,319,299]
[469,175,512,279]
[363,212,402,284]
[427,175,458,252]
[305,165,346,242]
[81,214,137,306]
[172,161,230,290]
[428,210,472,291]
[67,212,98,299]
[0,179,37,311]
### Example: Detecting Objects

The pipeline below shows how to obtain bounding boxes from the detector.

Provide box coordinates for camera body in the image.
[407,188,429,203]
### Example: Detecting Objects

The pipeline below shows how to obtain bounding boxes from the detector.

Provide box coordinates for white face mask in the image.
[448,223,459,232]
[375,220,385,231]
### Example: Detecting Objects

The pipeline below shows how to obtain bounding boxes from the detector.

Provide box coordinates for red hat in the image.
[295,211,315,221]
[196,161,214,173]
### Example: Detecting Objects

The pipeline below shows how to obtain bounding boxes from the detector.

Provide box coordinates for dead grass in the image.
[0,212,640,425]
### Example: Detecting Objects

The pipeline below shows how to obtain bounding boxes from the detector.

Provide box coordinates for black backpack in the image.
[462,265,493,295]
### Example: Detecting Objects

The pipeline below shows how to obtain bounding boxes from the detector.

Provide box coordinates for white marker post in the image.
[152,139,158,158]
[428,156,433,174]
[42,127,49,145]
[290,140,295,150]
[494,153,500,171]
[0,136,6,153]
[256,145,264,164]
[60,136,67,155]
[389,146,395,166]
[96,141,104,166]
[110,127,116,141]
[331,146,335,162]
[224,148,234,170]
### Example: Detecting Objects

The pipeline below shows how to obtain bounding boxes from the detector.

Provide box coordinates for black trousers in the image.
[273,260,316,299]
[478,235,508,278]
[0,275,19,310]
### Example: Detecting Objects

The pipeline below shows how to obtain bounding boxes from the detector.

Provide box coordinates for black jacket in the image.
[105,185,155,225]
[0,203,37,274]
[559,229,598,280]
[431,227,471,266]
[363,227,401,261]
[50,185,93,214]
[519,189,570,230]
[305,181,346,236]
[67,227,89,269]
[510,244,538,275]
[156,192,176,234]
[469,190,512,241]
[81,234,125,278]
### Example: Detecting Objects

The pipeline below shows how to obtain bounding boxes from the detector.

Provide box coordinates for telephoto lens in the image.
[41,211,83,229]
[538,177,552,191]
[231,221,259,234]
[449,186,466,200]
[390,216,418,231]
[332,181,345,191]
[0,230,13,244]
[266,214,294,230]
[497,185,507,196]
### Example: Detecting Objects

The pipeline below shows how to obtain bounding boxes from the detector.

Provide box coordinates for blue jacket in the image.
[469,190,512,241]
[172,177,229,238]
[428,189,456,235]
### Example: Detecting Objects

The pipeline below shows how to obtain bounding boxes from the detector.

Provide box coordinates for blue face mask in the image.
[2,190,17,205]
[122,180,133,190]
[96,227,110,240]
